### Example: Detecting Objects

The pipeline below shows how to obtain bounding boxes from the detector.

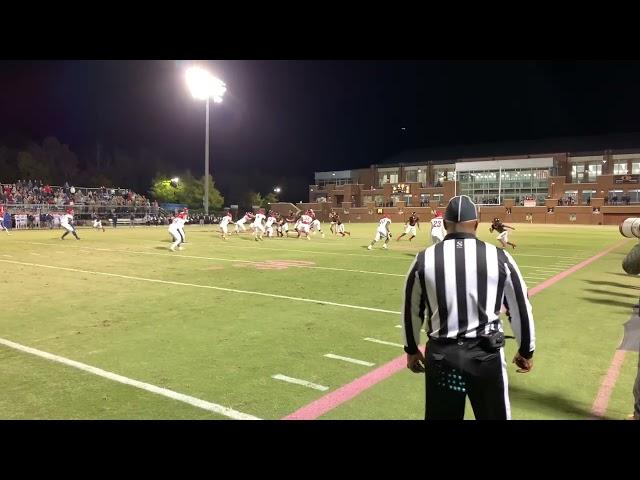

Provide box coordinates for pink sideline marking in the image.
[591,349,627,419]
[282,240,628,420]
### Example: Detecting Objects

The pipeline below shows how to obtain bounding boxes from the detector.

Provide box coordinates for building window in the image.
[404,167,427,186]
[582,190,596,204]
[377,168,399,187]
[608,190,623,205]
[587,163,602,182]
[433,169,455,186]
[629,190,640,203]
[614,162,628,175]
[374,195,384,207]
[571,164,585,183]
[632,163,640,174]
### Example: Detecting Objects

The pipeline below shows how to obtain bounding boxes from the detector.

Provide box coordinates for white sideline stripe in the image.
[0,259,401,315]
[0,336,260,420]
[26,243,407,278]
[324,354,375,367]
[271,374,329,391]
[364,337,405,348]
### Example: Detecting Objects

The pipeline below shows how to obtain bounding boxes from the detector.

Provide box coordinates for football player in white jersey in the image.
[252,208,266,241]
[60,208,80,240]
[430,211,445,244]
[178,208,188,243]
[368,214,392,250]
[219,211,234,240]
[169,212,187,251]
[296,212,313,240]
[92,214,105,232]
[307,210,325,238]
[265,211,277,238]
[235,211,254,234]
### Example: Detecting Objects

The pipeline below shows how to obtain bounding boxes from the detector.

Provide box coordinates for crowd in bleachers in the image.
[0,179,156,208]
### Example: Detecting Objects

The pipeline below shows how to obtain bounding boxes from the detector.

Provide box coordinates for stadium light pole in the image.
[185,66,227,215]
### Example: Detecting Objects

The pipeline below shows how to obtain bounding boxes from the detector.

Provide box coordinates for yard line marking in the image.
[25,243,407,278]
[0,336,260,420]
[519,265,566,270]
[591,349,627,419]
[0,259,401,315]
[214,243,415,260]
[267,244,588,260]
[512,253,585,259]
[283,239,630,420]
[324,354,375,367]
[272,374,328,391]
[363,338,404,348]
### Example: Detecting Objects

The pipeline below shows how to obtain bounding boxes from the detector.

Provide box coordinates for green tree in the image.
[245,191,263,208]
[263,192,279,207]
[150,173,184,203]
[149,172,223,209]
[17,151,51,181]
[179,173,224,210]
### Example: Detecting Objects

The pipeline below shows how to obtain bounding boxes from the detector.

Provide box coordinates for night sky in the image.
[3,60,640,203]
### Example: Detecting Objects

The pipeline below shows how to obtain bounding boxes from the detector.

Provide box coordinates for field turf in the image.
[0,222,637,419]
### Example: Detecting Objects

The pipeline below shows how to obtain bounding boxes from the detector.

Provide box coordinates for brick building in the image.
[298,134,640,225]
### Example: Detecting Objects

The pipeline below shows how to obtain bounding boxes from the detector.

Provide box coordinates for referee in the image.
[402,195,536,420]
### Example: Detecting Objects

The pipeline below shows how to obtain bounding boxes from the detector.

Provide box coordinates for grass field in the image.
[0,222,638,420]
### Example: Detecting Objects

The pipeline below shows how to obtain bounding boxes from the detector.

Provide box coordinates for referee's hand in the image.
[513,352,533,373]
[407,350,426,373]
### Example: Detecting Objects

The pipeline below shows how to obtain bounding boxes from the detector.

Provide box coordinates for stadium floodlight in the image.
[274,187,281,193]
[186,67,227,103]
[171,177,179,183]
[185,66,227,215]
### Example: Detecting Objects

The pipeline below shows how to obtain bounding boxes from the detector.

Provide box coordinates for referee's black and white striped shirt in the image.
[402,232,536,358]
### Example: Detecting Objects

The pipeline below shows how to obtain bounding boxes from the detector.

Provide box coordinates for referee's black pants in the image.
[424,339,510,420]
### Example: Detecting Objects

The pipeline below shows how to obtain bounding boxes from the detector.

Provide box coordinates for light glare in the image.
[186,66,227,102]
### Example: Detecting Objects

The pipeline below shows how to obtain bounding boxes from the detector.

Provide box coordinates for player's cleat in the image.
[367,245,372,250]
[178,246,184,250]
[382,244,388,249]
[170,246,176,251]
[321,233,325,238]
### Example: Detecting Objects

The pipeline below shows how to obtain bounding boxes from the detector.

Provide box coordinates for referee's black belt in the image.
[428,337,479,346]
